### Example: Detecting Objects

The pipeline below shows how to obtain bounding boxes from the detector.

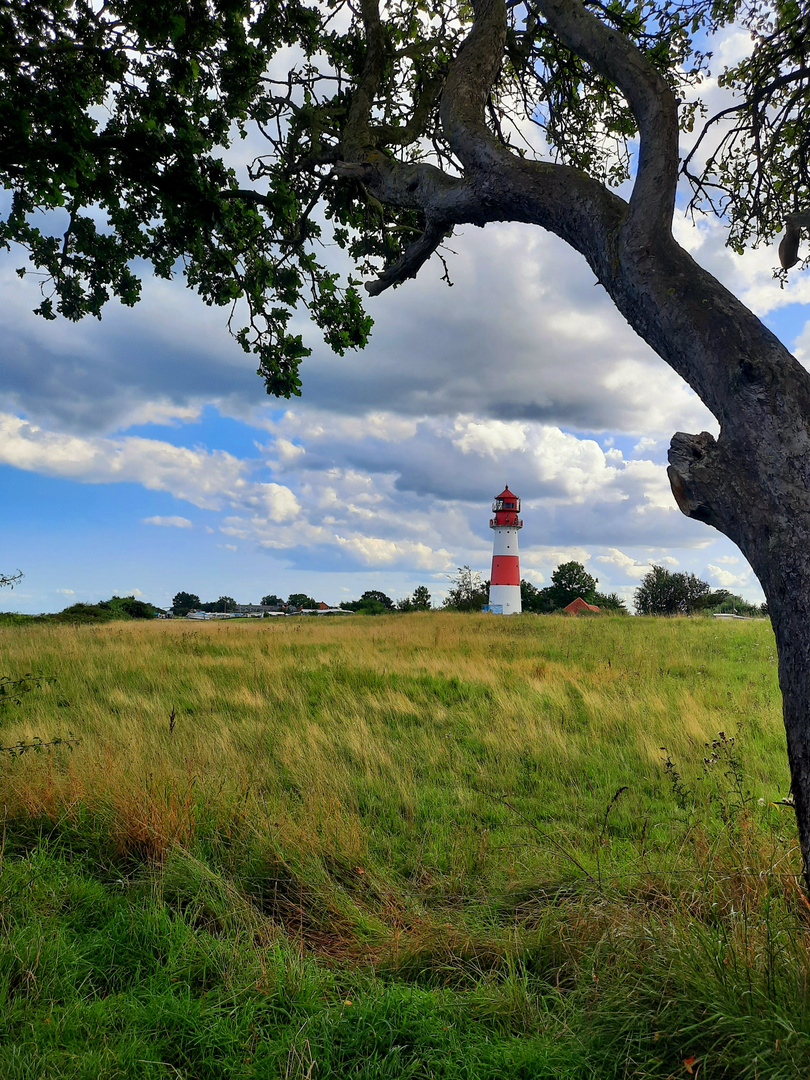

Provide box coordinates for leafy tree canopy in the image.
[49,595,157,623]
[106,595,157,619]
[547,562,598,608]
[634,565,711,615]
[520,579,555,614]
[206,595,238,612]
[3,0,807,399]
[411,585,432,611]
[172,590,201,615]
[397,585,431,611]
[699,590,767,617]
[287,592,318,610]
[593,591,629,614]
[341,589,394,613]
[522,571,626,612]
[443,567,489,612]
[260,594,283,607]
[360,589,394,609]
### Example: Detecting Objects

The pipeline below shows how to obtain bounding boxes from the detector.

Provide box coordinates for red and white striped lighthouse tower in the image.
[488,485,523,614]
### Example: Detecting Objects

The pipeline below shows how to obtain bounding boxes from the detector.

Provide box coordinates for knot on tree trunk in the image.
[667,431,727,529]
[779,211,810,270]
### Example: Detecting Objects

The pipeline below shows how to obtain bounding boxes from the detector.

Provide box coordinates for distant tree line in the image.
[633,566,767,617]
[171,591,315,615]
[438,561,767,618]
[3,563,762,625]
[42,596,158,624]
[340,587,432,614]
[171,589,434,616]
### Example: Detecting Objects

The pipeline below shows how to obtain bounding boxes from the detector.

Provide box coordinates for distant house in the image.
[564,597,601,615]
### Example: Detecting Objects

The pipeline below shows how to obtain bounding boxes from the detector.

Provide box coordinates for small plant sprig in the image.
[0,733,80,757]
[702,729,751,820]
[661,748,694,812]
[661,728,752,824]
[0,673,56,708]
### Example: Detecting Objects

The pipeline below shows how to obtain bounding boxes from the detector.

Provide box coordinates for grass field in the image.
[0,612,808,1078]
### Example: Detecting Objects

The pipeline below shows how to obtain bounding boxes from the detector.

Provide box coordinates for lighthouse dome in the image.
[492,486,520,513]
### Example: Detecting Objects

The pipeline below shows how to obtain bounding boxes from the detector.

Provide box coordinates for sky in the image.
[3,27,810,614]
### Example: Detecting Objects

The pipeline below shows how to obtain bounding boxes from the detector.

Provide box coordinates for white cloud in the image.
[707,563,753,590]
[633,436,663,457]
[55,588,75,595]
[334,536,453,569]
[595,547,649,579]
[454,418,529,457]
[143,515,193,529]
[118,400,203,429]
[0,413,250,509]
[0,414,302,526]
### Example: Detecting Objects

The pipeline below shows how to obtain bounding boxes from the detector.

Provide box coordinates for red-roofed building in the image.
[564,597,601,615]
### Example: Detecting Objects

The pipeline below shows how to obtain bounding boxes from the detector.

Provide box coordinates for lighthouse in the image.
[488,486,523,614]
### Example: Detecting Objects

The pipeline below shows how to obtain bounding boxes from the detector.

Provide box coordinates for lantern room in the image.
[490,486,523,530]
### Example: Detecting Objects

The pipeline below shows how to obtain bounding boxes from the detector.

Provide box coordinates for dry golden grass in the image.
[0,612,788,879]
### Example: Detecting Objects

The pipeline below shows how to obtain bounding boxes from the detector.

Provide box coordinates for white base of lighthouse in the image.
[488,583,522,614]
[488,524,522,614]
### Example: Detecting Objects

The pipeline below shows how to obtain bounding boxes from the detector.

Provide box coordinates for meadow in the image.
[0,611,807,1078]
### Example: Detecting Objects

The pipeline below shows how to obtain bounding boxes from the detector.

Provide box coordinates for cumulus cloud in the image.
[2,218,718,443]
[595,548,650,579]
[0,412,301,531]
[334,536,452,569]
[707,563,755,591]
[143,515,194,529]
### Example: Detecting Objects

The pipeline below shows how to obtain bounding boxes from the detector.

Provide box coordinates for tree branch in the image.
[364,219,449,295]
[372,71,445,147]
[343,0,386,157]
[534,0,678,240]
[439,0,510,172]
[344,0,628,294]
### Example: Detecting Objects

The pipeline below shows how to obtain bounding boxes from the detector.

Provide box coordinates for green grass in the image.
[0,612,808,1077]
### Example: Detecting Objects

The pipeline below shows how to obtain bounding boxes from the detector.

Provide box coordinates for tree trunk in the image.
[771,597,810,876]
[671,426,810,876]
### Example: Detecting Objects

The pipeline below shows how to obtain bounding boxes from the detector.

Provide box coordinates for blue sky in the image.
[3,28,810,614]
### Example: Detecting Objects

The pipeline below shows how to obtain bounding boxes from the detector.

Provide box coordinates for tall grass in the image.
[1,612,808,1077]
